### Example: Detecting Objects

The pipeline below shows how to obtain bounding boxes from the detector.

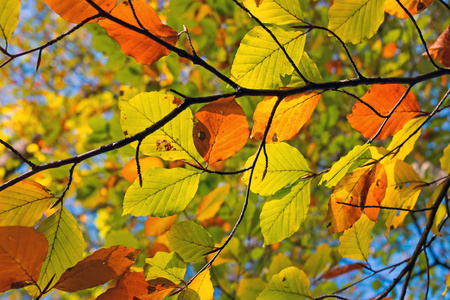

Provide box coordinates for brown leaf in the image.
[426,25,450,67]
[55,245,140,292]
[323,263,366,279]
[99,1,179,65]
[0,226,48,292]
[385,0,433,19]
[347,84,421,140]
[144,278,177,300]
[193,97,249,164]
[96,271,149,300]
[327,163,387,233]
[251,92,320,143]
[44,0,116,24]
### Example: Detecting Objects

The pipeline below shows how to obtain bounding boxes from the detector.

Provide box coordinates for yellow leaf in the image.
[385,0,433,19]
[196,184,230,221]
[440,143,450,173]
[339,215,375,262]
[388,116,427,160]
[180,269,214,300]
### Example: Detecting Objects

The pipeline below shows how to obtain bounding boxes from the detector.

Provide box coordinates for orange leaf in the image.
[0,226,48,292]
[145,278,178,300]
[347,84,421,140]
[196,184,230,221]
[323,263,366,279]
[99,1,179,65]
[55,245,140,292]
[193,97,249,164]
[327,163,387,233]
[144,215,177,236]
[121,157,164,183]
[382,42,397,59]
[44,0,116,24]
[96,271,149,300]
[426,25,450,67]
[385,0,433,18]
[251,92,320,143]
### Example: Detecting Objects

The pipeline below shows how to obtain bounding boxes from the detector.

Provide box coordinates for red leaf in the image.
[323,263,366,279]
[426,25,450,67]
[96,271,149,300]
[44,0,116,24]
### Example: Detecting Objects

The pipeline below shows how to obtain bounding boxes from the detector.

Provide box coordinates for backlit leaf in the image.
[121,157,164,183]
[123,167,200,217]
[242,143,311,196]
[99,0,179,65]
[243,0,304,25]
[326,163,387,233]
[44,0,115,24]
[237,278,267,300]
[144,215,178,236]
[441,143,450,173]
[339,215,375,262]
[193,97,249,164]
[257,266,311,299]
[260,179,310,245]
[387,116,426,160]
[146,277,177,299]
[0,0,20,40]
[266,253,292,280]
[347,84,421,140]
[426,25,450,67]
[251,92,320,143]
[55,245,139,292]
[231,26,306,89]
[179,269,214,300]
[328,0,384,44]
[320,144,371,187]
[287,53,323,87]
[0,226,48,292]
[302,244,333,278]
[167,220,216,262]
[385,0,433,19]
[145,251,186,284]
[323,263,365,279]
[196,184,230,221]
[120,92,201,163]
[0,180,54,226]
[96,271,149,300]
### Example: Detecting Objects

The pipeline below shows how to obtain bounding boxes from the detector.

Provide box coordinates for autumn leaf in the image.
[96,271,149,300]
[0,0,20,40]
[243,0,303,25]
[385,0,433,19]
[251,92,320,143]
[196,184,230,221]
[347,84,421,140]
[99,0,179,65]
[121,157,164,183]
[179,269,214,300]
[441,143,450,173]
[327,163,387,233]
[0,226,48,293]
[193,97,249,164]
[145,277,178,300]
[145,251,186,285]
[425,25,450,67]
[257,267,311,299]
[144,215,178,236]
[54,245,140,292]
[339,215,375,262]
[44,0,116,24]
[323,263,366,279]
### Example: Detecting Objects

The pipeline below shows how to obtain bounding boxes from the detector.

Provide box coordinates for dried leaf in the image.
[99,1,179,65]
[426,25,450,67]
[347,84,421,140]
[44,0,115,24]
[96,271,149,300]
[55,245,140,292]
[193,97,249,164]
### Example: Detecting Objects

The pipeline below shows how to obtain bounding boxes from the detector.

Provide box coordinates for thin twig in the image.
[335,202,433,213]
[0,138,36,168]
[51,163,78,208]
[127,0,145,30]
[183,25,197,57]
[136,139,143,187]
[437,0,450,10]
[335,89,387,118]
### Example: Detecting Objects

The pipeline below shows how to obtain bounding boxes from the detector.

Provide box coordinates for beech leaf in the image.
[44,0,115,24]
[179,269,214,300]
[385,0,433,19]
[339,215,375,262]
[144,215,178,237]
[145,251,186,284]
[257,266,311,299]
[121,157,164,183]
[96,271,149,300]
[426,25,450,67]
[243,0,303,25]
[0,0,20,40]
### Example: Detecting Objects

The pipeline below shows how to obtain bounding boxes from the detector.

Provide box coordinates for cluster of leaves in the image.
[0,0,450,299]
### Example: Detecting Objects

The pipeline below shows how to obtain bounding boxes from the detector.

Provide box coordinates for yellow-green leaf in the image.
[388,116,427,160]
[266,253,292,280]
[167,220,215,262]
[339,214,375,262]
[0,0,20,40]
[123,167,200,217]
[196,184,230,221]
[145,252,186,285]
[287,53,323,87]
[242,143,311,196]
[237,278,267,300]
[328,0,385,44]
[0,180,54,226]
[302,244,333,278]
[179,269,214,300]
[243,0,304,25]
[257,266,311,299]
[260,179,310,245]
[231,26,306,89]
[440,143,450,173]
[120,92,201,163]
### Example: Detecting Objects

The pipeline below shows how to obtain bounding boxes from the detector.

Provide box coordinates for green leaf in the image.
[266,253,292,280]
[0,0,20,41]
[320,144,371,187]
[123,167,200,217]
[167,220,216,262]
[231,26,306,89]
[302,244,333,278]
[242,143,311,196]
[440,143,450,173]
[120,91,201,163]
[257,266,311,299]
[243,0,304,25]
[145,251,186,285]
[339,214,374,262]
[260,179,310,244]
[104,230,139,249]
[237,278,267,300]
[0,180,54,226]
[29,208,85,296]
[328,0,384,44]
[388,116,426,160]
[287,53,322,87]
